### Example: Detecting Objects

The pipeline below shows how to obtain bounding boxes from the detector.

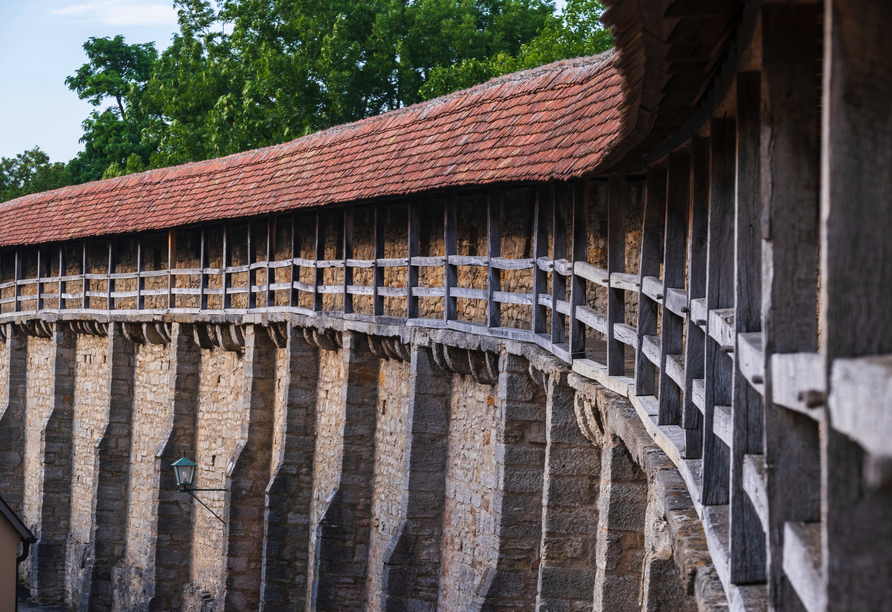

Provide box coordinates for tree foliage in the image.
[0,147,72,202]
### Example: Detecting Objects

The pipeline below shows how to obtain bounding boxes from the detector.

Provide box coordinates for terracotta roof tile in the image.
[0,49,624,248]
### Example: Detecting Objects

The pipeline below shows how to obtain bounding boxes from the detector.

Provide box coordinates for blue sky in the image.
[0,0,567,165]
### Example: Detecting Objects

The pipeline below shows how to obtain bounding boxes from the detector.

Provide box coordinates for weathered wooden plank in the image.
[490,257,533,270]
[266,216,276,308]
[451,287,487,300]
[552,182,570,345]
[708,308,736,348]
[702,116,735,507]
[783,522,824,612]
[58,246,66,311]
[373,201,385,316]
[137,235,145,310]
[574,261,609,286]
[642,334,661,368]
[664,287,688,317]
[641,276,664,303]
[666,354,685,389]
[614,323,638,348]
[444,192,458,321]
[577,305,607,335]
[743,454,768,534]
[737,332,764,394]
[342,205,354,314]
[313,212,324,312]
[569,178,588,356]
[168,229,177,309]
[636,166,667,396]
[692,378,706,414]
[532,184,550,334]
[487,186,501,328]
[407,198,420,319]
[828,355,892,457]
[660,151,690,425]
[713,404,733,447]
[107,238,117,311]
[822,1,892,606]
[35,247,44,312]
[609,272,639,291]
[493,291,533,306]
[290,214,299,307]
[199,226,209,310]
[80,242,89,311]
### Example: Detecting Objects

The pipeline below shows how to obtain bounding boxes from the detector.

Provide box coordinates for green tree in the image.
[0,147,72,203]
[65,35,159,183]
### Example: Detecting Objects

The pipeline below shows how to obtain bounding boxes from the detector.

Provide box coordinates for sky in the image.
[0,0,567,165]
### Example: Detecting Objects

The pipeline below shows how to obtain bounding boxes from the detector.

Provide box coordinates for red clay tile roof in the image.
[0,50,624,247]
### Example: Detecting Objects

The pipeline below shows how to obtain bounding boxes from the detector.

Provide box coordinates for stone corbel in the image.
[191,322,220,350]
[143,322,173,345]
[121,322,146,344]
[266,322,288,349]
[367,335,410,362]
[20,319,54,339]
[69,320,109,337]
[302,327,342,352]
[215,324,245,353]
[431,342,499,385]
[0,322,8,344]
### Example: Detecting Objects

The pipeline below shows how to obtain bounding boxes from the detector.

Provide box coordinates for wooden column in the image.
[223,223,233,310]
[822,0,892,608]
[290,214,299,308]
[36,247,44,312]
[266,216,276,308]
[107,238,116,311]
[14,248,21,313]
[407,199,420,319]
[701,116,736,507]
[532,184,550,336]
[659,153,690,425]
[761,5,822,610]
[444,192,457,322]
[136,236,145,310]
[635,167,667,396]
[730,70,766,585]
[569,178,588,357]
[81,242,89,310]
[58,246,66,311]
[551,182,569,346]
[313,211,325,312]
[199,227,209,310]
[683,136,710,458]
[607,175,627,376]
[167,229,176,310]
[246,223,256,310]
[487,186,501,328]
[373,202,385,316]
[343,205,354,315]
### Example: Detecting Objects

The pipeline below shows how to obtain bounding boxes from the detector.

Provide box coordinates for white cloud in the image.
[52,1,178,27]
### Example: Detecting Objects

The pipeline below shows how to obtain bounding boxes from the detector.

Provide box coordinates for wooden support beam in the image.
[373,202,385,316]
[223,223,233,310]
[290,214,299,308]
[487,186,501,328]
[246,223,256,310]
[108,238,117,311]
[81,242,89,310]
[343,205,354,315]
[266,216,276,308]
[636,167,667,395]
[552,182,570,345]
[607,175,627,376]
[730,69,766,585]
[444,192,458,322]
[760,6,822,609]
[569,178,588,357]
[532,184,550,336]
[167,229,177,310]
[659,152,690,425]
[137,235,145,310]
[407,198,420,319]
[313,211,325,312]
[702,115,736,507]
[58,246,66,311]
[36,247,44,312]
[683,136,710,457]
[14,248,21,313]
[199,226,209,310]
[821,0,892,608]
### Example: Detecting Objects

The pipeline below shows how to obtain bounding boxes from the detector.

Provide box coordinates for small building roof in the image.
[0,50,624,248]
[0,495,36,544]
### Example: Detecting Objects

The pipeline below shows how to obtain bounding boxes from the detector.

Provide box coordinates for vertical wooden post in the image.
[569,178,588,357]
[246,222,256,310]
[373,202,385,316]
[532,184,550,336]
[266,216,276,309]
[107,238,116,311]
[659,153,690,425]
[486,186,501,328]
[343,205,354,315]
[290,214,299,308]
[223,223,233,310]
[81,242,89,310]
[822,1,892,608]
[702,116,736,507]
[444,192,458,322]
[761,6,822,608]
[136,235,145,311]
[407,199,420,319]
[313,211,325,312]
[683,136,710,457]
[58,246,66,311]
[607,175,627,376]
[552,182,569,345]
[730,70,766,585]
[167,229,177,310]
[36,248,44,312]
[13,248,21,313]
[199,226,209,311]
[635,167,667,396]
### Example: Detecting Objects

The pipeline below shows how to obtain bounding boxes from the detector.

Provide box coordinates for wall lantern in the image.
[171,453,228,524]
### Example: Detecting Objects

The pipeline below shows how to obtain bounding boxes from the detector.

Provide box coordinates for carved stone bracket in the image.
[267,322,288,349]
[189,322,245,353]
[20,319,55,339]
[367,335,410,362]
[302,327,342,352]
[69,320,109,338]
[431,342,499,385]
